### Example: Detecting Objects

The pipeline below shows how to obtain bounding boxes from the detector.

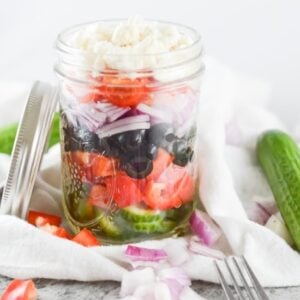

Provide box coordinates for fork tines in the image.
[214,256,269,300]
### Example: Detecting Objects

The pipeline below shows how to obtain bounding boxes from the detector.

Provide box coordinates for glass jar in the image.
[54,20,204,244]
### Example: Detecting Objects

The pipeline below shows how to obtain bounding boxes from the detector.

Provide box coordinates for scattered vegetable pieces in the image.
[1,279,37,300]
[28,210,100,247]
[189,209,222,247]
[27,211,61,227]
[125,245,167,262]
[72,228,101,247]
[38,223,72,240]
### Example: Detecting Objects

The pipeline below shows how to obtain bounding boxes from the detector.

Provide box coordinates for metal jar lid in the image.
[0,81,58,219]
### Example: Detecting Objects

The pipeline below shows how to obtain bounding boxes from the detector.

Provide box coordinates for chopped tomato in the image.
[39,224,72,240]
[144,181,182,210]
[72,228,100,247]
[148,148,173,181]
[1,279,37,300]
[82,76,152,107]
[90,155,116,178]
[53,227,72,239]
[27,211,61,227]
[105,172,144,208]
[88,185,110,208]
[176,173,195,203]
[70,152,116,182]
[144,164,195,209]
[72,151,91,166]
[156,163,186,188]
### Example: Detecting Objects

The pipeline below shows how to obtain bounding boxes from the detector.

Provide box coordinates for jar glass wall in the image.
[55,19,204,244]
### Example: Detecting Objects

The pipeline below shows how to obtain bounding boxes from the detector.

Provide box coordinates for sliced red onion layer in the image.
[64,101,130,132]
[107,107,131,122]
[189,210,222,247]
[136,103,172,123]
[189,236,225,260]
[98,115,150,133]
[98,122,150,138]
[125,245,168,262]
[152,89,197,126]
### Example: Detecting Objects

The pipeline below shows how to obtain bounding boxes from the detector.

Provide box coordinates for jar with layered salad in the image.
[54,17,204,244]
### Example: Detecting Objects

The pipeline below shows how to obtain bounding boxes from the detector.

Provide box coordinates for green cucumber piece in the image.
[99,215,123,238]
[121,206,166,223]
[257,130,300,249]
[132,220,175,234]
[165,201,194,221]
[75,201,96,223]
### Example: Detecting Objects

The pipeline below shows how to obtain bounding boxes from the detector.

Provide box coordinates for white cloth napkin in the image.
[0,57,300,298]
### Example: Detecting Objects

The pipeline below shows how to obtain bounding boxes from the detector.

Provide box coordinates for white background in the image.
[1,0,300,125]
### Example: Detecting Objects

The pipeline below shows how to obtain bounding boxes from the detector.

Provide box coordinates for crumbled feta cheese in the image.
[65,16,201,80]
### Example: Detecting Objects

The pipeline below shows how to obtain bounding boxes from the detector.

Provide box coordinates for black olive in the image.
[172,139,189,155]
[146,143,158,160]
[125,130,146,151]
[97,138,113,155]
[78,129,99,152]
[147,123,173,146]
[187,148,194,161]
[173,156,189,167]
[123,157,153,179]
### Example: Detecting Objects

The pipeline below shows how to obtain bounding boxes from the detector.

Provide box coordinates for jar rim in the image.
[55,18,202,59]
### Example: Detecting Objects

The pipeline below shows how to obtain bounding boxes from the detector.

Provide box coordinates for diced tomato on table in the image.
[27,211,61,227]
[72,228,100,247]
[1,279,37,300]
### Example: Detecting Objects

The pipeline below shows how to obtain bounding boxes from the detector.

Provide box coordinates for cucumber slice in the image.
[99,215,123,238]
[121,206,166,223]
[165,201,194,221]
[132,220,175,234]
[75,201,97,223]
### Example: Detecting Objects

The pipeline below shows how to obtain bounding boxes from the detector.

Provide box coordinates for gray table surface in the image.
[0,276,299,299]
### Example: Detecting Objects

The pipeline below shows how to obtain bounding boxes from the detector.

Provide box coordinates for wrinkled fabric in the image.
[0,57,299,293]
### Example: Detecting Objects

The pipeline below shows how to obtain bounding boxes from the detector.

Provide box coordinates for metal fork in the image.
[214,256,269,300]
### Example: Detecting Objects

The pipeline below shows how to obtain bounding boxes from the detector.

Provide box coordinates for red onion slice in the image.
[189,236,225,259]
[97,115,150,133]
[125,245,168,262]
[137,103,172,123]
[98,122,150,138]
[248,202,271,225]
[189,210,222,247]
[159,268,191,300]
[107,107,131,122]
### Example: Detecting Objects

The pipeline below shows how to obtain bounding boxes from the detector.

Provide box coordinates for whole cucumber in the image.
[257,130,300,250]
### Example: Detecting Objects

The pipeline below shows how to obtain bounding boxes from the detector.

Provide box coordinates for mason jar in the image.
[54,19,204,244]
